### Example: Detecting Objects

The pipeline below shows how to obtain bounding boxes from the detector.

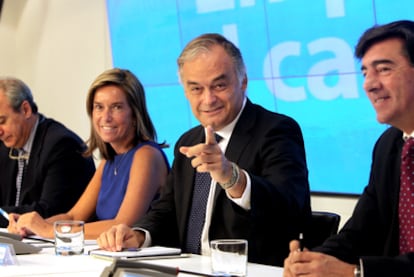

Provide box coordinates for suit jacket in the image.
[314,126,414,276]
[0,114,95,227]
[136,99,311,266]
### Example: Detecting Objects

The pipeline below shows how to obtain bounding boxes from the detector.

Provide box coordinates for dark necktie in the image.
[399,137,414,254]
[184,133,222,254]
[15,150,27,206]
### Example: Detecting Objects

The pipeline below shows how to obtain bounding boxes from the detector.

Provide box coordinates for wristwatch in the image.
[354,264,361,277]
[218,162,240,190]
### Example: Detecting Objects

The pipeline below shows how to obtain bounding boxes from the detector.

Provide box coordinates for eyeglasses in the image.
[8,148,29,160]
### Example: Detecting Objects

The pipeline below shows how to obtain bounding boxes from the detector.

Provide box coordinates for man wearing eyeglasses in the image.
[0,77,95,227]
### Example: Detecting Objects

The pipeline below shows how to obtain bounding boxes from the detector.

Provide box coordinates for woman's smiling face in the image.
[92,84,135,153]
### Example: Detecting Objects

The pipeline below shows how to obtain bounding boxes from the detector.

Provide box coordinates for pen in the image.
[299,232,304,251]
[0,208,9,221]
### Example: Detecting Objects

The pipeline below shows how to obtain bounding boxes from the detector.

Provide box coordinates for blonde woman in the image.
[8,68,169,239]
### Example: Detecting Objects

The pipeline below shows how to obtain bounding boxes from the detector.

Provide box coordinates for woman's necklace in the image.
[114,152,128,176]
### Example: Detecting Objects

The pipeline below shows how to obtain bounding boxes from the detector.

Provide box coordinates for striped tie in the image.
[15,150,27,206]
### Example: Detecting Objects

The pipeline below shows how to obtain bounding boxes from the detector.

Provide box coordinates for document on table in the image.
[89,246,182,259]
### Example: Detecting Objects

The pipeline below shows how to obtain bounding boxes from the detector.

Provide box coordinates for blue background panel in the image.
[105,0,407,195]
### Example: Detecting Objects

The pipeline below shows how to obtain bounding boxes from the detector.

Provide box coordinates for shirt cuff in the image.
[359,258,364,277]
[131,227,151,247]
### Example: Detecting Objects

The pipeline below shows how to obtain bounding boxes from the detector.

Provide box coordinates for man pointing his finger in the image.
[97,33,311,267]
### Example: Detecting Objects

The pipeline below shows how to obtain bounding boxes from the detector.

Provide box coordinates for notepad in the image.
[89,246,181,259]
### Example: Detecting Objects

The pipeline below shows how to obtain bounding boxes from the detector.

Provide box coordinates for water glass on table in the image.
[54,220,84,255]
[210,239,248,277]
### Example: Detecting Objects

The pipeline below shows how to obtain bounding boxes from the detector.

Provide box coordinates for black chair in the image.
[304,211,341,249]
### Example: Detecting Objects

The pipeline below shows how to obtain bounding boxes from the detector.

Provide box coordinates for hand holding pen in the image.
[0,208,20,227]
[0,209,28,237]
[0,208,16,235]
[0,208,10,222]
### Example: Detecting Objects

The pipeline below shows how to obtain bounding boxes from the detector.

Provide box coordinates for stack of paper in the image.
[89,246,182,260]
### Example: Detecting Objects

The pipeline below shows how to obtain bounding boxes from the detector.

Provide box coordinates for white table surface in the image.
[1,242,283,276]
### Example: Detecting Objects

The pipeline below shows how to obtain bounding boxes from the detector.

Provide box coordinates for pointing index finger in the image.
[204,125,217,145]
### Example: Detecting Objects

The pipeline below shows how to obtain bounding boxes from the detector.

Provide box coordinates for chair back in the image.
[305,211,341,249]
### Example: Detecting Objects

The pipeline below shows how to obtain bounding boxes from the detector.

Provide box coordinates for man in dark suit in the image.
[0,77,95,227]
[284,20,414,277]
[97,33,311,266]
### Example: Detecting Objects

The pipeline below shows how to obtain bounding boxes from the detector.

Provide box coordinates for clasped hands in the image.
[283,240,356,277]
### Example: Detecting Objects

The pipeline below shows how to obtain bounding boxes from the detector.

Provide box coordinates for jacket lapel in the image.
[213,99,256,199]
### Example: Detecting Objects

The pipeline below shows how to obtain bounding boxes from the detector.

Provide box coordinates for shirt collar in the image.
[21,116,40,154]
[215,97,246,142]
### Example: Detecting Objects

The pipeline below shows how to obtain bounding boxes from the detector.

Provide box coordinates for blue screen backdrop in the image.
[105,0,413,195]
